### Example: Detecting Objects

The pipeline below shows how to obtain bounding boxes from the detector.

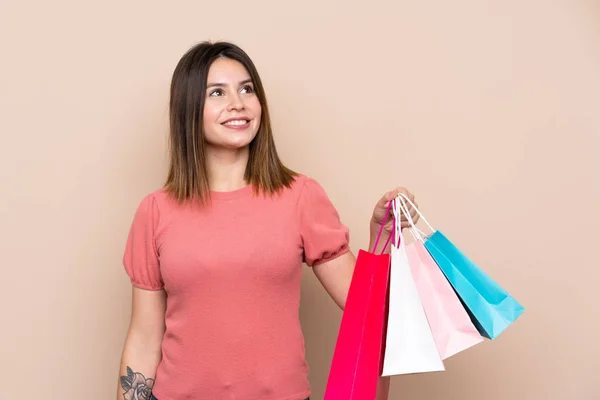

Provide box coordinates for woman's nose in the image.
[227,93,244,111]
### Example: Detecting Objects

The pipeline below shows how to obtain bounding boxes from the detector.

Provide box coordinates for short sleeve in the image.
[122,194,164,290]
[298,177,350,267]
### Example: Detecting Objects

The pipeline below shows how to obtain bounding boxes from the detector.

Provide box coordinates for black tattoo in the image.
[120,366,154,400]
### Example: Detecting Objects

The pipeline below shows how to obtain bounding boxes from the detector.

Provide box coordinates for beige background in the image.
[1,0,599,399]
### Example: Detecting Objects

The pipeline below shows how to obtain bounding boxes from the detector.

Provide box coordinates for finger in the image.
[410,213,420,225]
[385,219,394,230]
[401,194,416,210]
[378,191,396,208]
[396,187,410,197]
[396,195,414,214]
[411,199,419,213]
[380,192,402,212]
[397,200,417,224]
[395,188,415,205]
[400,209,410,223]
[384,187,408,203]
[409,206,418,221]
[388,205,395,218]
[402,191,415,204]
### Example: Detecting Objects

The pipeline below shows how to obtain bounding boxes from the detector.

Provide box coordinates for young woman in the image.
[116,41,419,400]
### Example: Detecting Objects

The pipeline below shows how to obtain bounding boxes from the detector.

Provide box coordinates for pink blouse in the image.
[123,175,350,400]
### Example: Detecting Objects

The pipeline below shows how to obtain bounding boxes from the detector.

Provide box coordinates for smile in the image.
[222,119,250,126]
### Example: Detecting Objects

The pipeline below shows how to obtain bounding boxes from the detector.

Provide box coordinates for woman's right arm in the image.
[116,287,166,400]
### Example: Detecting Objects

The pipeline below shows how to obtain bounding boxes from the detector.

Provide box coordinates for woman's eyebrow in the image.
[207,79,253,89]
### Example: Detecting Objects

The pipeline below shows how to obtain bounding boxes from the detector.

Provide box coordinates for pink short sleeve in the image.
[122,194,164,290]
[298,177,350,267]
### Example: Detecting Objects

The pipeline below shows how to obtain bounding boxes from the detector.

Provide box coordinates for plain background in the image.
[1,0,599,399]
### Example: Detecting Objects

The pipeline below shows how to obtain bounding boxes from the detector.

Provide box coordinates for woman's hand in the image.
[369,187,419,251]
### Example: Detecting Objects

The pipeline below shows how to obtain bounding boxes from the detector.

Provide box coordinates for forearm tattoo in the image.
[120,366,155,400]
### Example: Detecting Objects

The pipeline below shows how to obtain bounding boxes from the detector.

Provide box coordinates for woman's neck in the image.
[205,146,250,192]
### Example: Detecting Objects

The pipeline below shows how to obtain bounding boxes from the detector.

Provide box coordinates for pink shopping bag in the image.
[324,202,393,400]
[398,195,484,359]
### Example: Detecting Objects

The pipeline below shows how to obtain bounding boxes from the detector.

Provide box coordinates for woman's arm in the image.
[116,287,166,400]
[313,187,418,400]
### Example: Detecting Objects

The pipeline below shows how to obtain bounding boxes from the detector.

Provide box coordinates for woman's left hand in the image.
[370,187,420,238]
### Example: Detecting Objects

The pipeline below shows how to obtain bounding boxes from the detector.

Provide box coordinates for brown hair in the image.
[164,41,297,204]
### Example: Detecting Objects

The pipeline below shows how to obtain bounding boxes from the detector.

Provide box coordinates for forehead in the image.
[207,58,251,82]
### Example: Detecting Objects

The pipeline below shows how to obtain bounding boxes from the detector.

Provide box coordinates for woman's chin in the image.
[205,129,258,151]
[206,139,254,152]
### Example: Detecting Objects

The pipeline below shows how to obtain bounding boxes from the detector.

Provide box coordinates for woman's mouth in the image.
[221,118,251,130]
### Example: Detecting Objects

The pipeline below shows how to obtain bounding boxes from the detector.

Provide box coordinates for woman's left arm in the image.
[312,187,418,400]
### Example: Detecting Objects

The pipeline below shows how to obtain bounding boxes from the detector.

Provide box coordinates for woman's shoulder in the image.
[135,187,170,205]
[282,173,328,201]
[289,173,324,191]
[129,187,177,217]
[287,173,337,208]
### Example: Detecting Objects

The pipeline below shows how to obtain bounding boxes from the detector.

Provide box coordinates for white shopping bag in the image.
[381,198,445,376]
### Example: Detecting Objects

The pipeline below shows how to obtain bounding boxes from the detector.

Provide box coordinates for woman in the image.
[116,41,419,400]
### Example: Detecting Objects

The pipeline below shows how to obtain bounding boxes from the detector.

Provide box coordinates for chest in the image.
[155,200,303,293]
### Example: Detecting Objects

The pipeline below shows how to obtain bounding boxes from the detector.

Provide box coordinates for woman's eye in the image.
[209,89,224,97]
[241,85,254,94]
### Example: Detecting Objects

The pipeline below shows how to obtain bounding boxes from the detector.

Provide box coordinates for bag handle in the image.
[397,195,426,243]
[397,193,435,235]
[391,198,408,250]
[392,199,402,248]
[372,200,395,255]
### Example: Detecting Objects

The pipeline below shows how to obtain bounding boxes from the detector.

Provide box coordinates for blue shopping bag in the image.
[398,194,525,340]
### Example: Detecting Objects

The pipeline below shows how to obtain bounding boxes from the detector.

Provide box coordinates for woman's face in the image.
[202,58,262,151]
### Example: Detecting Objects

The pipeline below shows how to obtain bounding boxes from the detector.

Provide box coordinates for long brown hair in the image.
[165,41,297,204]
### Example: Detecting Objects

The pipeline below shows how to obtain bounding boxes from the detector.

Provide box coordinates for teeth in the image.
[223,120,249,126]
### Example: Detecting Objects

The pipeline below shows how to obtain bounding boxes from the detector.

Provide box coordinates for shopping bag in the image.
[323,202,393,400]
[396,196,483,359]
[381,199,445,376]
[398,194,525,340]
